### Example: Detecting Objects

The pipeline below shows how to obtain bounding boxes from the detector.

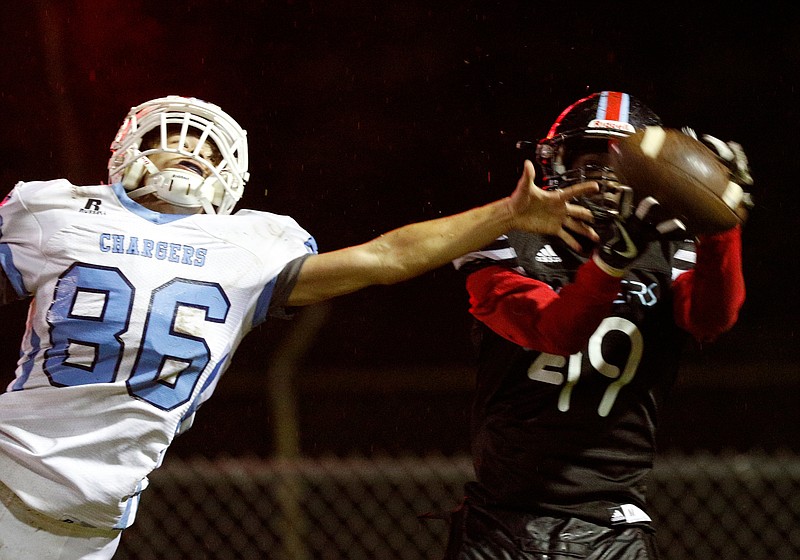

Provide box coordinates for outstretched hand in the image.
[507,160,599,252]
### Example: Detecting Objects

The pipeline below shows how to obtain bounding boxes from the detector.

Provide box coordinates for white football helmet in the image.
[108,95,249,215]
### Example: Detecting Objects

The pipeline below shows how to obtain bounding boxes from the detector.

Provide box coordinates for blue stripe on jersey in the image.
[178,353,229,432]
[0,243,27,297]
[111,183,192,224]
[253,276,278,328]
[11,329,41,391]
[305,236,318,254]
[197,357,226,402]
[115,480,143,529]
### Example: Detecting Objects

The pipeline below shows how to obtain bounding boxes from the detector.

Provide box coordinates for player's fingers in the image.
[564,216,599,243]
[565,202,594,224]
[522,159,536,186]
[558,180,599,201]
[516,159,536,192]
[656,218,687,240]
[558,227,586,253]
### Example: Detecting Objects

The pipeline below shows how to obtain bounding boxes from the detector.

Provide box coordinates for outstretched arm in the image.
[672,226,745,342]
[287,161,598,306]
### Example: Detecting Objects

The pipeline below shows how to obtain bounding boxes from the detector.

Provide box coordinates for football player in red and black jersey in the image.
[446,91,750,559]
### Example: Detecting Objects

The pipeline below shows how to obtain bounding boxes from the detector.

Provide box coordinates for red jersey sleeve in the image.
[466,259,622,355]
[671,226,745,342]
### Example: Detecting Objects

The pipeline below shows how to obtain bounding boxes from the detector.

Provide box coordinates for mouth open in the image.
[177,160,205,176]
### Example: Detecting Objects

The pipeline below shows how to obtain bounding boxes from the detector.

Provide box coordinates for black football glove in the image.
[682,127,755,208]
[594,196,687,275]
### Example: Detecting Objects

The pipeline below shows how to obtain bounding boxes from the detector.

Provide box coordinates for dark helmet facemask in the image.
[557,164,634,222]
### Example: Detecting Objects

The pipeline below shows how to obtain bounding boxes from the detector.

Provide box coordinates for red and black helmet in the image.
[534,91,662,189]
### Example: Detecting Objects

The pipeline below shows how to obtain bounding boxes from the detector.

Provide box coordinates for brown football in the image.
[610,126,748,234]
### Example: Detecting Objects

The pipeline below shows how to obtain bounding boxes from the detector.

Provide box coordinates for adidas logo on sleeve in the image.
[535,244,562,263]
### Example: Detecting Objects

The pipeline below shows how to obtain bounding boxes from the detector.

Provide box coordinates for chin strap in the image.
[125,184,157,200]
[200,198,215,215]
[133,168,218,214]
[119,152,229,214]
[120,152,160,192]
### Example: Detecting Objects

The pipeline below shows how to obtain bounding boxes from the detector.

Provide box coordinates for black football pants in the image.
[442,501,660,560]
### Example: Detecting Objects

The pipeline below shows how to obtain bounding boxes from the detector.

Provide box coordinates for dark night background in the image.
[0,1,797,458]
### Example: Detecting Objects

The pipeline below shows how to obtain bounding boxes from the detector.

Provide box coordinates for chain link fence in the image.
[115,453,800,560]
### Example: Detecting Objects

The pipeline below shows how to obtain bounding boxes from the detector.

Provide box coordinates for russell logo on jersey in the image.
[79,198,106,215]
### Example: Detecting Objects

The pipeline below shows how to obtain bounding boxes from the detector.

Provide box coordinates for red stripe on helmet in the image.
[603,91,624,121]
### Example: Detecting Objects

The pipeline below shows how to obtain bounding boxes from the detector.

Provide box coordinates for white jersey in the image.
[0,180,316,529]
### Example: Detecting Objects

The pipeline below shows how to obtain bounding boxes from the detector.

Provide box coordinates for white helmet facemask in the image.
[108,96,250,215]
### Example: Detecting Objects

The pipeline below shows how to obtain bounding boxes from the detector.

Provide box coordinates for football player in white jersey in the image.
[0,95,599,559]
